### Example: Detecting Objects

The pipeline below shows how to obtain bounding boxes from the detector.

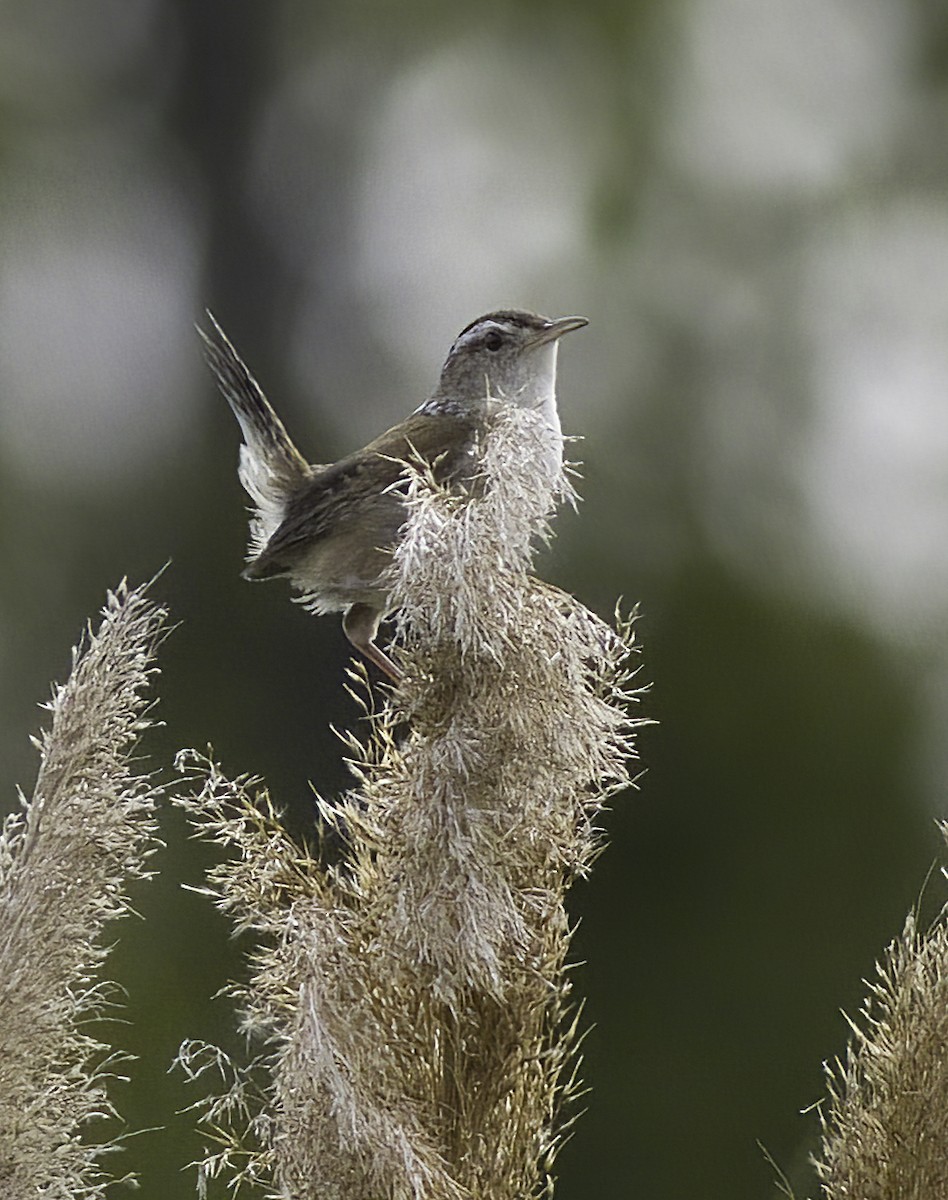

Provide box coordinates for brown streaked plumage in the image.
[202,309,587,680]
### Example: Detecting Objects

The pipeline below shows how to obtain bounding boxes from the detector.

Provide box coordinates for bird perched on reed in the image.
[201,309,587,680]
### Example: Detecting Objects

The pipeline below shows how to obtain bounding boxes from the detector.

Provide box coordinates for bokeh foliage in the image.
[1,1,945,1196]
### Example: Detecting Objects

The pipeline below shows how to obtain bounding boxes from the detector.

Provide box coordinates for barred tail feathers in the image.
[199,313,311,556]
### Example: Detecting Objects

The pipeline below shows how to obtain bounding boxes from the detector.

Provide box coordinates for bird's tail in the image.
[199,312,311,557]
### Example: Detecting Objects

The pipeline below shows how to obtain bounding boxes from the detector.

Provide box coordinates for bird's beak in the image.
[527,315,589,349]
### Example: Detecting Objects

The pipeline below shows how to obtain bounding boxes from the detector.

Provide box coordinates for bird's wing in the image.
[199,313,313,553]
[246,409,482,579]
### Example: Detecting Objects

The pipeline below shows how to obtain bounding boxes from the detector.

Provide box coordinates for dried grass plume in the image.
[177,404,643,1199]
[0,581,166,1197]
[813,826,948,1199]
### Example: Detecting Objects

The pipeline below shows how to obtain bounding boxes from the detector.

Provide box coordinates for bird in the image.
[201,308,588,681]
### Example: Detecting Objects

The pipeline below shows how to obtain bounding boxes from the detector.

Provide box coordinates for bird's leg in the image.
[342,603,402,682]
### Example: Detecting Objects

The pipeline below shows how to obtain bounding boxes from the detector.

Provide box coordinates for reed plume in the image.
[177,404,642,1199]
[814,827,948,1199]
[0,581,165,1197]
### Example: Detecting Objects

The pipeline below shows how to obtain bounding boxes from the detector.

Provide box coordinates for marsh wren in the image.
[202,309,587,680]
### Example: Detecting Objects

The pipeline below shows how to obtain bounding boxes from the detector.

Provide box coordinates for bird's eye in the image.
[483,330,503,351]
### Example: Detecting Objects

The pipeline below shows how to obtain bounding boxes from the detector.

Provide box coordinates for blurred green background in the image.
[2,0,947,1195]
